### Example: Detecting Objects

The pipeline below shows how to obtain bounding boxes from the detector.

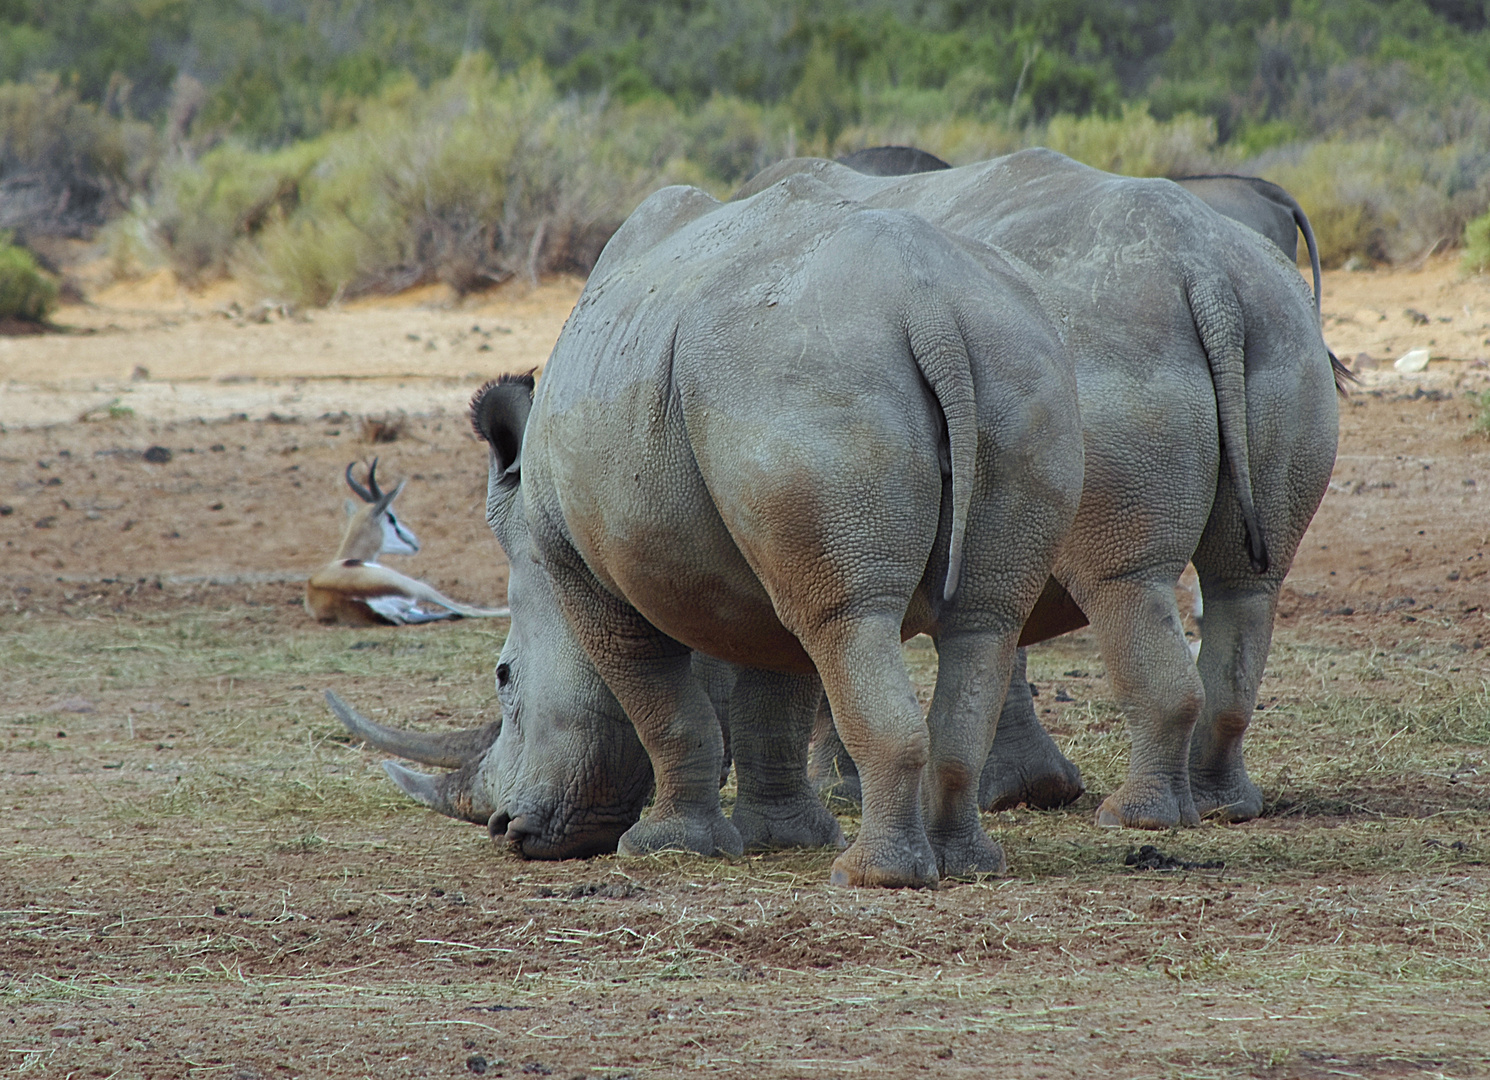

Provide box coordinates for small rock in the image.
[1405,308,1430,326]
[466,1054,489,1074]
[130,365,150,381]
[51,1022,81,1038]
[50,697,96,714]
[1394,348,1430,373]
[142,446,173,464]
[1352,352,1377,371]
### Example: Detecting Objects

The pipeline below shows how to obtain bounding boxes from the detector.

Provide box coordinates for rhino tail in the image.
[906,310,978,601]
[1262,190,1354,394]
[1188,278,1270,574]
[323,690,502,769]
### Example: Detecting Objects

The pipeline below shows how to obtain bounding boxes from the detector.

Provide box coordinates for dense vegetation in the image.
[3,0,1489,302]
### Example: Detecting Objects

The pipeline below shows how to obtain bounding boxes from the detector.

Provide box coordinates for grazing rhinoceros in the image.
[738,149,1340,830]
[329,172,1083,887]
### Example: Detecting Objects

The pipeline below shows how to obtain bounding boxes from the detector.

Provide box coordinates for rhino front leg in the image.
[547,556,743,860]
[978,647,1085,812]
[727,667,846,851]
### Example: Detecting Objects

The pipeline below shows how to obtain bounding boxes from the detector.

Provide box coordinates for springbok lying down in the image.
[304,459,509,626]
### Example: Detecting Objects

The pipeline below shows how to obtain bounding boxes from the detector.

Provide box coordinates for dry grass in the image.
[3,592,1488,1077]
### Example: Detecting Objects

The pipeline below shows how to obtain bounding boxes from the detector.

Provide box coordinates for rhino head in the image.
[325,374,655,858]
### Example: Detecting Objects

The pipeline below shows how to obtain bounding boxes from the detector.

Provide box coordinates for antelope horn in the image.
[366,457,384,500]
[323,690,501,768]
[344,461,375,503]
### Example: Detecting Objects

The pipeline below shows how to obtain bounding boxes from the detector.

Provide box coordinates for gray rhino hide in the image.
[739,149,1339,829]
[337,173,1084,888]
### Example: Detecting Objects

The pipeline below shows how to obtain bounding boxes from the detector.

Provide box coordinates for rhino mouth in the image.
[488,808,636,860]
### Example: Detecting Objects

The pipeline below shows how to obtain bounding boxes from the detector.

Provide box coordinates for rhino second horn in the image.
[382,761,491,825]
[323,690,501,769]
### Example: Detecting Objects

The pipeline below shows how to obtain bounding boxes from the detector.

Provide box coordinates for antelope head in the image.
[337,458,419,562]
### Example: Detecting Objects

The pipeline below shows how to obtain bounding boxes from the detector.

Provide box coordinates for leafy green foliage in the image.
[131,61,733,304]
[0,234,57,321]
[6,0,1490,287]
[1465,210,1490,274]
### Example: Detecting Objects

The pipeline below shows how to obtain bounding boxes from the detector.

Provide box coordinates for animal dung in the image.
[1394,347,1431,372]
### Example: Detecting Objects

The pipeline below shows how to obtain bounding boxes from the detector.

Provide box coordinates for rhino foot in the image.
[1190,770,1264,822]
[1095,779,1201,830]
[978,752,1085,812]
[829,831,939,889]
[930,830,1007,878]
[732,796,846,852]
[616,806,744,860]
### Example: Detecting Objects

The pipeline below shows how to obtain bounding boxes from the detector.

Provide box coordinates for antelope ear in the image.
[470,374,535,484]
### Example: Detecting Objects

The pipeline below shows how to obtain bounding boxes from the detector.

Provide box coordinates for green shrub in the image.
[211,59,708,305]
[1465,211,1490,274]
[0,237,58,322]
[0,75,156,241]
[141,138,327,284]
[1043,105,1219,178]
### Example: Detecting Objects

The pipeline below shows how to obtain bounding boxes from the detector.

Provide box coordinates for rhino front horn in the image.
[381,760,492,825]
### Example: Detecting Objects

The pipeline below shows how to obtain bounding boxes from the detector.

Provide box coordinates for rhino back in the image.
[525,174,1074,667]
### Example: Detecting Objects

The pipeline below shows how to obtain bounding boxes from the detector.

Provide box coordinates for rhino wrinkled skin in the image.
[334,173,1083,888]
[740,149,1339,829]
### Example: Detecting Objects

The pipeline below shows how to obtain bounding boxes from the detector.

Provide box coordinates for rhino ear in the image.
[470,373,535,484]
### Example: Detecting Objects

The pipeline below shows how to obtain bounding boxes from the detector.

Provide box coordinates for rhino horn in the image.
[323,690,501,768]
[381,761,490,824]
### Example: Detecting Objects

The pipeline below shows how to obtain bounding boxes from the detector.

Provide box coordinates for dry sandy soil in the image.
[1,258,1488,1079]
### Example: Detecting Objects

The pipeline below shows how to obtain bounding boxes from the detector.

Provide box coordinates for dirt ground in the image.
[2,259,1489,1079]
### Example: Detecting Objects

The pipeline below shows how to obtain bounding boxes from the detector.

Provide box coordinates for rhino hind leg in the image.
[808,649,1082,814]
[727,667,846,852]
[1185,578,1280,824]
[1079,578,1205,830]
[921,629,1018,878]
[808,614,939,889]
[978,648,1085,812]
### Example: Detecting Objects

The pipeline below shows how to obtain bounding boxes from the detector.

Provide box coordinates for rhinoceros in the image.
[329,172,1083,888]
[840,148,1327,323]
[1171,174,1325,323]
[738,149,1340,830]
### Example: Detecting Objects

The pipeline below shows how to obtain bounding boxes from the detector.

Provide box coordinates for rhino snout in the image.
[487,805,636,860]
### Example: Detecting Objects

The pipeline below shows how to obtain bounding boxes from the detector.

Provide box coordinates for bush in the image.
[0,237,58,322]
[210,59,708,306]
[0,75,156,242]
[1465,210,1490,273]
[1043,105,1219,178]
[138,138,325,285]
